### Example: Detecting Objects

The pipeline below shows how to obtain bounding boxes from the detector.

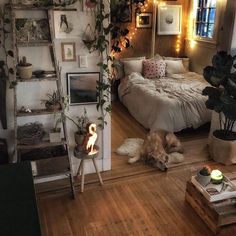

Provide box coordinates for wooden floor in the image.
[38,101,236,236]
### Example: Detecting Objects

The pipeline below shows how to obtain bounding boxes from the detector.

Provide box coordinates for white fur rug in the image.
[116,138,144,157]
[116,138,185,165]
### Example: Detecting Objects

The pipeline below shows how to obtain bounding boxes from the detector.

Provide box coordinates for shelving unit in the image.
[10,2,75,198]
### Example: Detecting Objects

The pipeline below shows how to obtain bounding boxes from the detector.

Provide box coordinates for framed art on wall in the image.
[53,10,79,38]
[61,42,76,62]
[67,72,99,105]
[136,12,152,29]
[158,5,182,35]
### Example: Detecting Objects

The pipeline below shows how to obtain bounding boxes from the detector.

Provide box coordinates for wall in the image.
[185,0,236,74]
[115,0,190,59]
[0,0,111,176]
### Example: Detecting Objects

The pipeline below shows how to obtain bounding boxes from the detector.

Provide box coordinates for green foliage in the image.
[202,51,236,138]
[199,166,211,176]
[0,5,15,89]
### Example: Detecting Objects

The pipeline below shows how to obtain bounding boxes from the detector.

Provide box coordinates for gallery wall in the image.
[0,0,111,176]
[116,0,190,59]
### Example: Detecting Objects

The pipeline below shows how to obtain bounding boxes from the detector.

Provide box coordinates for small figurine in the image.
[83,123,98,155]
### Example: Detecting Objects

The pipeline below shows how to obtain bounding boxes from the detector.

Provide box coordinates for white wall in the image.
[0,0,111,175]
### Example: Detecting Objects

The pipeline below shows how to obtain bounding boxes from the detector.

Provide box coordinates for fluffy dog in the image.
[128,130,184,170]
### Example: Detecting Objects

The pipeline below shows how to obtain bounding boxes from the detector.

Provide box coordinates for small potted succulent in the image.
[17,56,32,79]
[66,108,89,146]
[41,91,62,111]
[49,116,61,143]
[196,166,211,186]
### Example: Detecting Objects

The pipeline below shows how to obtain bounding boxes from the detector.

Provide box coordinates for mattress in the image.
[118,72,211,132]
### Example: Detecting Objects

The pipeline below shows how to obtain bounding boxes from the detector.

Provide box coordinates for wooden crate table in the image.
[185,179,236,234]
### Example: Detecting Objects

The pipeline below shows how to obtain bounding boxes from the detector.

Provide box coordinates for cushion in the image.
[123,59,143,76]
[114,57,145,79]
[164,56,189,71]
[165,60,186,74]
[143,59,166,79]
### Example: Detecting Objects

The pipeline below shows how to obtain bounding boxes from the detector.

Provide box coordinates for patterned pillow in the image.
[143,59,166,79]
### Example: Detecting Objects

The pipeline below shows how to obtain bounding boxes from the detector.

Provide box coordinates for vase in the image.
[74,132,85,146]
[209,132,236,165]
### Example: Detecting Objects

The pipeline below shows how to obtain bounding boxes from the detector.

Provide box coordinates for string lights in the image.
[112,0,183,56]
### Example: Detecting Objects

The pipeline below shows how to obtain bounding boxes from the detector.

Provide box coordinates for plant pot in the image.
[17,64,32,79]
[196,171,211,187]
[209,132,236,165]
[45,101,61,111]
[49,128,61,143]
[74,132,85,146]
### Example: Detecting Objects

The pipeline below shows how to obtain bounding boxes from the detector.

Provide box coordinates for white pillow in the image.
[165,60,186,74]
[123,60,143,76]
[114,57,145,79]
[164,56,189,71]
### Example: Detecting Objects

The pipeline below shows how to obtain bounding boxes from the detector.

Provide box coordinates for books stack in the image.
[191,175,236,202]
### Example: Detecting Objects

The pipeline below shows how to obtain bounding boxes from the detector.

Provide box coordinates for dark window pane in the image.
[201,8,209,22]
[197,9,202,22]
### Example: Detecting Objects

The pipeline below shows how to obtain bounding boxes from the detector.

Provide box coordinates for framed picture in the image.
[15,18,50,43]
[111,0,132,23]
[158,5,182,35]
[136,12,152,29]
[61,42,76,62]
[53,10,79,38]
[67,72,100,105]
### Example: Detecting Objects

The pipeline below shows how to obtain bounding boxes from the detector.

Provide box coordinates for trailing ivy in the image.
[0,5,16,88]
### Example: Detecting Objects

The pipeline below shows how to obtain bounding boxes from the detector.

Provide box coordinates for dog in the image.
[128,130,184,171]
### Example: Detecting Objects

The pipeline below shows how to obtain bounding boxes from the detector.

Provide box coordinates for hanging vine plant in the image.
[88,0,133,128]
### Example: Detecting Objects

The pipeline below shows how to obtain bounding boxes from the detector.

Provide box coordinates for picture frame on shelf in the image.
[135,12,152,29]
[158,5,182,35]
[15,18,50,43]
[67,72,99,105]
[111,0,132,23]
[53,10,79,38]
[61,42,76,62]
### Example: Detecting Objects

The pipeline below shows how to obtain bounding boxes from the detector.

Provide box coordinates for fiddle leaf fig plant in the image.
[202,51,236,140]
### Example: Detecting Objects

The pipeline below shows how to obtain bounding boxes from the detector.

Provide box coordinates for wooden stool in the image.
[74,146,103,192]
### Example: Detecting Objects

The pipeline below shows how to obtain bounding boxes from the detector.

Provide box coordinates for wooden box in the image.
[185,180,236,234]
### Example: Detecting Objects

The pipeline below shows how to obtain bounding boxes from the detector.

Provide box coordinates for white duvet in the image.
[118,72,211,132]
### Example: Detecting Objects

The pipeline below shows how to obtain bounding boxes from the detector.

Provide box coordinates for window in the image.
[195,0,217,39]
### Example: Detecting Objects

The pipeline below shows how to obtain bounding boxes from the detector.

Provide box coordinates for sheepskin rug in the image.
[116,138,184,164]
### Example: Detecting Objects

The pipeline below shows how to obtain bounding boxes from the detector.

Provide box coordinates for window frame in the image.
[192,0,220,44]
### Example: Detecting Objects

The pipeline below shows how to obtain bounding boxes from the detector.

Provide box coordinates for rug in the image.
[116,138,210,169]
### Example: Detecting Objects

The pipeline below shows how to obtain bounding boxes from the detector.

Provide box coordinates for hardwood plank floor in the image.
[38,101,236,236]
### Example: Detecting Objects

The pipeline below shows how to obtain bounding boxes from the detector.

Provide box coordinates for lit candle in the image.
[211,170,223,184]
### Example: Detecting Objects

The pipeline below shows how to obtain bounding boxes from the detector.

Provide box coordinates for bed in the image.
[118,71,211,132]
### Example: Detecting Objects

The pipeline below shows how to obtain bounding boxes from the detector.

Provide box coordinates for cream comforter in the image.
[118,72,211,132]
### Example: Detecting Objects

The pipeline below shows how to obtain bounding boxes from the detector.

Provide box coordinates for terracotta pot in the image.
[17,64,32,79]
[209,133,236,165]
[74,132,85,146]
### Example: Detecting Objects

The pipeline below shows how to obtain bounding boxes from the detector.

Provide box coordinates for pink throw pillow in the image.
[143,59,166,79]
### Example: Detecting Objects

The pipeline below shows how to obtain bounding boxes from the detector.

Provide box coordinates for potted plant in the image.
[202,51,236,165]
[49,116,61,143]
[66,108,89,145]
[196,166,211,186]
[17,56,32,79]
[41,91,62,111]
